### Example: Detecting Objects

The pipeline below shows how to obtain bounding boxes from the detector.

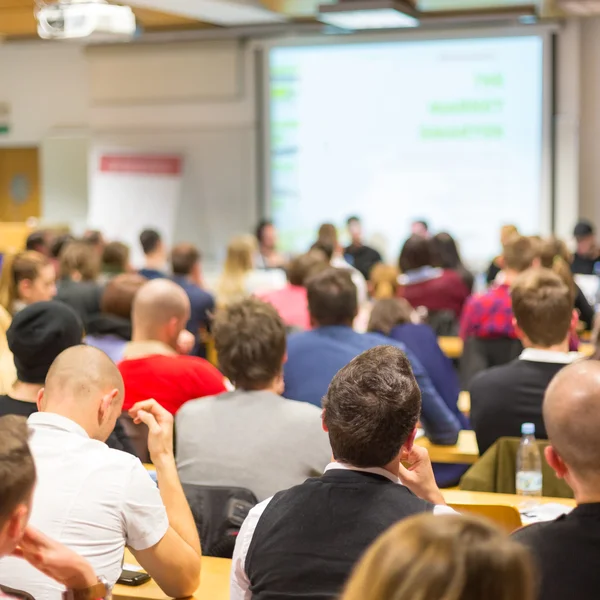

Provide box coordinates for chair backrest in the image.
[460,337,523,388]
[182,483,258,558]
[449,503,522,532]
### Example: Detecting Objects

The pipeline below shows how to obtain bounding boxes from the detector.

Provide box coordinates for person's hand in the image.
[129,399,174,463]
[11,527,97,590]
[176,330,195,355]
[398,446,445,506]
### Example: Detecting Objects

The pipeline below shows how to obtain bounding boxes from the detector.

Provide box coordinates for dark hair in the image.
[311,241,335,261]
[26,231,48,253]
[140,229,161,255]
[214,298,286,390]
[101,273,147,319]
[82,230,104,247]
[102,242,130,271]
[286,252,329,287]
[323,346,421,467]
[399,236,435,272]
[413,220,429,231]
[307,268,357,326]
[255,220,273,244]
[347,216,360,226]
[432,232,462,270]
[0,415,36,528]
[51,234,75,259]
[367,298,413,336]
[171,243,200,276]
[512,268,573,347]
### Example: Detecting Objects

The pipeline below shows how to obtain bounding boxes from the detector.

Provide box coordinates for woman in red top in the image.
[397,235,470,329]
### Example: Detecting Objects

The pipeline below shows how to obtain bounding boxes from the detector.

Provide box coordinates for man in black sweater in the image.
[470,268,582,455]
[230,345,453,600]
[514,361,600,600]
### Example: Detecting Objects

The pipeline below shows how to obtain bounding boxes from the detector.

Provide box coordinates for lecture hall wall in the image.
[0,18,598,261]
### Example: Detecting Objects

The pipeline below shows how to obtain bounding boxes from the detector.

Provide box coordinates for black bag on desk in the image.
[182,483,258,558]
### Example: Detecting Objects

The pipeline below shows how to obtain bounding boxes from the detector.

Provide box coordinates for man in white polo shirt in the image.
[0,345,201,600]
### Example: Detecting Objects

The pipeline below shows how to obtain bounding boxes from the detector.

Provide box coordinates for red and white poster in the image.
[89,151,184,267]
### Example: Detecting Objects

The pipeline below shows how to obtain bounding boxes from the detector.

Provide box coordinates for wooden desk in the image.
[438,336,463,359]
[442,489,576,509]
[416,430,479,465]
[113,551,230,600]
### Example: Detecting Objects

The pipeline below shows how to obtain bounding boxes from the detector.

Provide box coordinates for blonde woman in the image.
[216,235,285,306]
[341,513,534,600]
[0,251,56,315]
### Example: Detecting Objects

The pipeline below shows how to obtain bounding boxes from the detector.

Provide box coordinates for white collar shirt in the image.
[519,348,584,364]
[0,412,169,600]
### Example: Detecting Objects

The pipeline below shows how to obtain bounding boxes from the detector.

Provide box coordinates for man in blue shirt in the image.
[139,229,168,280]
[284,268,461,446]
[171,243,215,357]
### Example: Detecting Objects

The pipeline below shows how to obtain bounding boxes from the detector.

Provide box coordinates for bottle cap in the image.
[521,423,535,435]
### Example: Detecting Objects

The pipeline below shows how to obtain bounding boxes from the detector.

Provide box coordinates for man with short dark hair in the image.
[138,229,167,280]
[344,216,382,280]
[176,298,331,501]
[571,219,600,275]
[255,220,286,269]
[231,345,453,600]
[170,242,215,356]
[513,360,600,600]
[470,268,582,455]
[25,231,50,256]
[284,268,461,445]
[0,415,104,598]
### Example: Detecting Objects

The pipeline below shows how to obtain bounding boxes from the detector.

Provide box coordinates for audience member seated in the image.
[99,241,130,283]
[0,302,83,419]
[56,242,103,325]
[470,268,582,455]
[177,298,331,501]
[344,216,382,280]
[284,268,461,445]
[0,346,202,599]
[119,278,226,416]
[81,230,106,257]
[258,251,328,331]
[460,234,537,342]
[571,219,600,275]
[255,220,287,269]
[539,236,595,332]
[216,235,286,306]
[397,236,470,331]
[313,223,368,305]
[486,224,518,285]
[411,219,430,238]
[342,514,534,600]
[138,228,168,280]
[171,243,215,356]
[231,346,454,600]
[368,298,469,487]
[0,415,106,598]
[25,230,51,256]
[85,274,147,363]
[432,231,474,293]
[0,252,56,315]
[513,360,600,600]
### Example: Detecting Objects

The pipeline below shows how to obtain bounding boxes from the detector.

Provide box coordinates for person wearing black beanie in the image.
[0,302,83,419]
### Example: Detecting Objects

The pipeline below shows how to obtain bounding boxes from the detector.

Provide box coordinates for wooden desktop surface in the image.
[113,550,230,600]
[416,430,479,464]
[443,489,576,509]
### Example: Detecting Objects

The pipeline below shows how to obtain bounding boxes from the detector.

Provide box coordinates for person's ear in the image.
[36,388,45,412]
[98,389,119,424]
[17,279,32,301]
[321,410,328,433]
[497,255,506,270]
[545,445,568,479]
[512,318,526,343]
[3,503,29,550]
[282,351,288,366]
[404,427,417,453]
[570,309,580,334]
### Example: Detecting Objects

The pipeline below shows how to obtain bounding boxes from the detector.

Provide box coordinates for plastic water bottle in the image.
[516,423,542,498]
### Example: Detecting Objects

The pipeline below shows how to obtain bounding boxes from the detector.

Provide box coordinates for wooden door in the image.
[0,147,40,222]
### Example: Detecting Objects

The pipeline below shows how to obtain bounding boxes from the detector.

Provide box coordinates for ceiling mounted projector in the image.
[318,0,420,30]
[36,0,137,40]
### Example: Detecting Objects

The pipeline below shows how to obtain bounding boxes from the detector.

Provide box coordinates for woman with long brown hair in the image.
[341,513,534,600]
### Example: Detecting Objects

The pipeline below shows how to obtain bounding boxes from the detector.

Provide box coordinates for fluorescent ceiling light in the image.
[319,1,419,30]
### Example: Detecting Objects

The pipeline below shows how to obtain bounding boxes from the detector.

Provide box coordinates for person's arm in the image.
[128,400,201,598]
[403,346,461,446]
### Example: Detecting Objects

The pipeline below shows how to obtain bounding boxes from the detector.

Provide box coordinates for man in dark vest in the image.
[230,345,454,600]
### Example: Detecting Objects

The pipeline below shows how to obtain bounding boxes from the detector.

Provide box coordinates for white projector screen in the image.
[264,32,550,266]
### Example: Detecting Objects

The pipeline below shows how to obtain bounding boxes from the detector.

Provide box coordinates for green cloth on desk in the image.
[460,437,574,499]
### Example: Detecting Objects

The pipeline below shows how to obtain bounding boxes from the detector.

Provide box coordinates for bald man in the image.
[0,346,201,600]
[118,279,226,416]
[513,360,600,600]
